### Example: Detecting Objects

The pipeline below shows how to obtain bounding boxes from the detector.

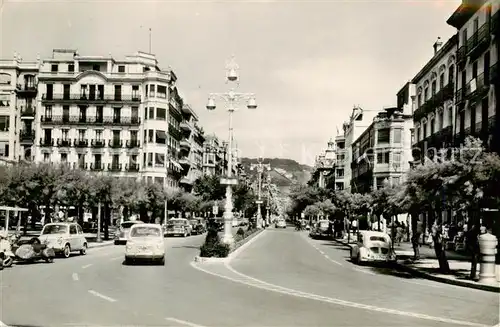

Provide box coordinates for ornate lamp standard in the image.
[206,56,257,245]
[265,174,272,225]
[250,157,270,229]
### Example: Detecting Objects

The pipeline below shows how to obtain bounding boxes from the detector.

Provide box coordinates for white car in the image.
[275,219,287,228]
[38,222,88,258]
[125,224,165,265]
[350,230,397,264]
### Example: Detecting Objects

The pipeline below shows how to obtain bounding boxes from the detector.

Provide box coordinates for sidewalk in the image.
[15,230,116,248]
[334,237,500,293]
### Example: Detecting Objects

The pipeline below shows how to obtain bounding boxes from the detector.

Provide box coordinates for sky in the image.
[0,0,460,165]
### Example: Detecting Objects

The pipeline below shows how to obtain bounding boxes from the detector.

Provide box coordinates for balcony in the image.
[56,138,72,147]
[126,163,139,172]
[90,163,104,171]
[180,139,191,150]
[74,139,88,148]
[39,138,53,147]
[19,130,35,143]
[179,157,191,167]
[490,62,498,85]
[126,139,140,148]
[91,139,105,148]
[20,106,36,118]
[492,10,499,35]
[466,23,491,60]
[108,139,123,148]
[464,73,489,102]
[15,84,37,97]
[40,115,140,126]
[108,163,122,172]
[455,88,466,107]
[180,121,192,132]
[413,83,454,121]
[41,93,141,104]
[457,46,467,68]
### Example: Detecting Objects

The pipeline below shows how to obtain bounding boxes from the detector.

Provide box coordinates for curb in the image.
[332,239,500,293]
[88,241,114,249]
[194,229,265,264]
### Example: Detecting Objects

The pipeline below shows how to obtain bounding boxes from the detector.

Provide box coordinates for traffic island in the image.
[194,227,264,263]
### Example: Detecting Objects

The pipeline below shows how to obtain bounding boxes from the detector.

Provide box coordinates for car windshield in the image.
[42,224,68,235]
[369,236,387,242]
[121,221,138,229]
[319,221,329,228]
[130,226,161,237]
[168,220,185,227]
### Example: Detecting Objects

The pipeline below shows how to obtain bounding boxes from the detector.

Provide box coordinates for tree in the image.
[193,175,225,201]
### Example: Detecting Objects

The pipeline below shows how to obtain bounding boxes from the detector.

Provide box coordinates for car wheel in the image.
[114,240,119,245]
[356,253,362,265]
[63,244,71,258]
[80,243,87,255]
[158,257,165,265]
[183,232,187,238]
[45,256,54,263]
[125,257,132,265]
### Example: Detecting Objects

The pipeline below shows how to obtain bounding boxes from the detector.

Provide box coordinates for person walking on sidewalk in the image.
[412,218,423,260]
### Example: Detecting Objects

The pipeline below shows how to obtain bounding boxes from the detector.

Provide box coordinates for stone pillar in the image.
[478,232,498,284]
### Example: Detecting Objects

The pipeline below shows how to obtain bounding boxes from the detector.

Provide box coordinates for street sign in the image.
[256,200,263,204]
[220,177,238,185]
[213,205,219,215]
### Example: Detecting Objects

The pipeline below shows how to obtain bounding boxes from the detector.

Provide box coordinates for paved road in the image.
[0,228,498,327]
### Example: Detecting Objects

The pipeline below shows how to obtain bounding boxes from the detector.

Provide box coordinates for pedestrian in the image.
[412,218,423,260]
[396,223,404,246]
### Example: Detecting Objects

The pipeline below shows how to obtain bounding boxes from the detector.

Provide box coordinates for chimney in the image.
[433,37,443,55]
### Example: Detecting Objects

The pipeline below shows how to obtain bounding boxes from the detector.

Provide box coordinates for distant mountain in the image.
[239,158,313,192]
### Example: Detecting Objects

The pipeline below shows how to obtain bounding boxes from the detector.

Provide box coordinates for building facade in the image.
[179,103,205,191]
[202,134,226,176]
[311,138,336,189]
[351,107,413,193]
[0,48,208,189]
[342,106,371,192]
[334,135,346,191]
[0,55,40,163]
[447,0,499,152]
[410,36,457,163]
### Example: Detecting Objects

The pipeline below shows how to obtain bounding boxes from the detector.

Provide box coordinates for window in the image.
[439,73,445,89]
[132,85,139,100]
[377,128,390,144]
[80,85,87,98]
[62,129,69,140]
[113,107,121,123]
[336,169,344,177]
[337,141,345,149]
[430,118,435,135]
[61,153,68,163]
[51,64,58,72]
[393,129,402,143]
[94,154,102,166]
[156,130,167,144]
[44,153,50,162]
[472,61,478,78]
[92,64,100,71]
[0,116,9,132]
[431,81,436,96]
[418,94,422,107]
[155,153,165,167]
[376,177,387,190]
[448,66,454,85]
[157,85,167,99]
[423,123,427,138]
[147,153,153,167]
[156,108,166,120]
[78,129,85,140]
[44,129,52,141]
[377,152,390,164]
[393,152,401,165]
[439,111,444,130]
[148,130,154,142]
[392,177,400,186]
[114,85,122,100]
[131,107,139,120]
[96,130,103,140]
[150,85,155,97]
[68,64,74,72]
[112,130,120,141]
[424,87,428,101]
[149,107,155,119]
[118,65,125,73]
[462,29,468,44]
[63,85,70,99]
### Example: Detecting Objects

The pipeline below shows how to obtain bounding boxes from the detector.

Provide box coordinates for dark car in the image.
[191,219,206,235]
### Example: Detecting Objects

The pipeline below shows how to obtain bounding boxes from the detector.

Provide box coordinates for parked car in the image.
[350,230,397,265]
[125,224,165,265]
[38,222,88,258]
[309,220,330,239]
[115,220,144,245]
[165,218,192,237]
[275,219,287,228]
[191,219,206,235]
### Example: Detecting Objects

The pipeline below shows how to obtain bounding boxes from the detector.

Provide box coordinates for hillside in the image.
[239,157,312,192]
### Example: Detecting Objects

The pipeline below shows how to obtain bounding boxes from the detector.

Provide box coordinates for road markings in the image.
[110,256,123,261]
[165,317,207,327]
[82,264,93,269]
[88,290,117,303]
[72,273,79,281]
[191,262,487,327]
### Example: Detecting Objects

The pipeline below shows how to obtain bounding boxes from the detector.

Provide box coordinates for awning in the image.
[156,130,167,139]
[170,160,183,170]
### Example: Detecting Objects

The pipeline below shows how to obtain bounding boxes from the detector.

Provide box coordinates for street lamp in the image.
[250,157,271,229]
[206,55,257,245]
